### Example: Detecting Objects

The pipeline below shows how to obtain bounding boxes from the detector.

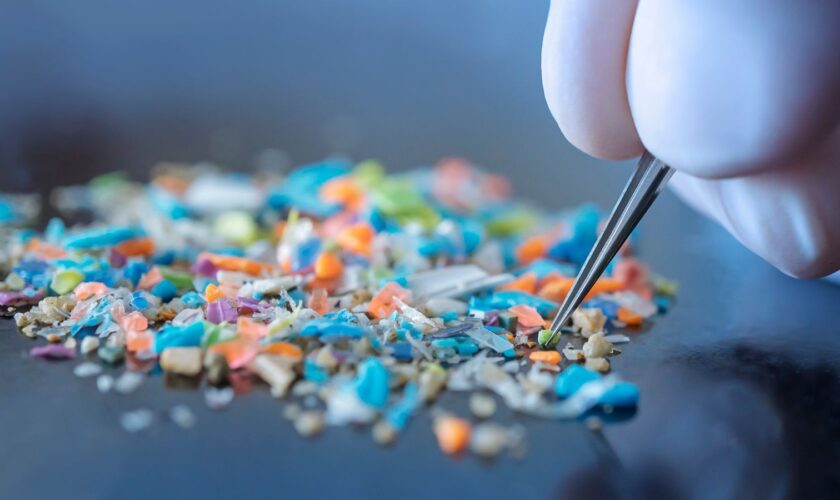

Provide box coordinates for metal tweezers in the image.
[545,151,674,345]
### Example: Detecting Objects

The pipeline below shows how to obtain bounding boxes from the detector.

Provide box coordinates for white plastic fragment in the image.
[602,333,630,344]
[96,374,114,393]
[250,354,297,397]
[406,265,513,300]
[73,362,102,378]
[585,357,610,373]
[561,343,584,362]
[582,333,613,358]
[604,291,658,318]
[294,411,325,437]
[424,297,468,316]
[470,423,508,458]
[80,336,100,355]
[463,322,514,354]
[469,393,497,419]
[205,386,235,410]
[571,308,606,338]
[114,371,144,394]
[169,405,196,429]
[120,409,155,433]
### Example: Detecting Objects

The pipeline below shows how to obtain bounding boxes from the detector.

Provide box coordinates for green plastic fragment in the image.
[372,179,440,231]
[485,209,536,237]
[157,266,195,290]
[353,159,385,189]
[653,275,679,297]
[214,211,259,245]
[50,269,85,295]
[537,328,559,348]
[98,345,125,365]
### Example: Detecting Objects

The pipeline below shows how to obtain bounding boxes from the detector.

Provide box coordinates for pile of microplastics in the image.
[0,157,676,458]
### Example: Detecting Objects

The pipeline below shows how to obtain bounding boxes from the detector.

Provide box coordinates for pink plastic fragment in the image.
[30,344,76,361]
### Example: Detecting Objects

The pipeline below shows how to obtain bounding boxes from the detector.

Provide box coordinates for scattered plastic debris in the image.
[0,157,674,457]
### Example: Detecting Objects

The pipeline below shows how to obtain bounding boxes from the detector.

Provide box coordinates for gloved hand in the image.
[542,0,840,278]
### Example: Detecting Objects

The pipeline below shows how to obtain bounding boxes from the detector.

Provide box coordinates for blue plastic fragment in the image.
[582,298,619,319]
[44,218,66,244]
[151,279,177,302]
[473,291,558,317]
[304,359,329,384]
[180,291,206,308]
[123,261,149,287]
[389,342,414,360]
[600,383,640,408]
[154,321,205,352]
[151,250,176,266]
[354,357,390,409]
[130,291,151,310]
[292,239,321,272]
[300,319,364,339]
[386,382,420,430]
[63,226,145,249]
[555,364,639,408]
[555,364,601,398]
[148,186,191,219]
[515,258,576,279]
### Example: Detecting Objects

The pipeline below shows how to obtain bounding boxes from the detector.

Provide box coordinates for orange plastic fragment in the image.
[320,176,363,209]
[314,251,344,280]
[74,281,107,301]
[25,239,67,260]
[508,304,545,329]
[537,276,574,302]
[617,307,644,326]
[137,266,163,290]
[515,236,547,265]
[529,350,562,365]
[434,416,471,455]
[204,283,223,303]
[337,223,375,256]
[586,278,624,298]
[308,288,331,315]
[120,311,149,332]
[126,329,153,352]
[273,221,287,239]
[538,276,624,302]
[198,252,273,276]
[113,237,155,257]
[261,341,304,361]
[153,174,189,195]
[208,338,260,369]
[237,317,268,340]
[498,272,537,294]
[368,282,412,319]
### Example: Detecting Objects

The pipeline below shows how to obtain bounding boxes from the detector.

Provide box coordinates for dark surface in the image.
[2,2,840,500]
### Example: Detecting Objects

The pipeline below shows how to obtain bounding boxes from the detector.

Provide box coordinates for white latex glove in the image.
[542,0,840,278]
